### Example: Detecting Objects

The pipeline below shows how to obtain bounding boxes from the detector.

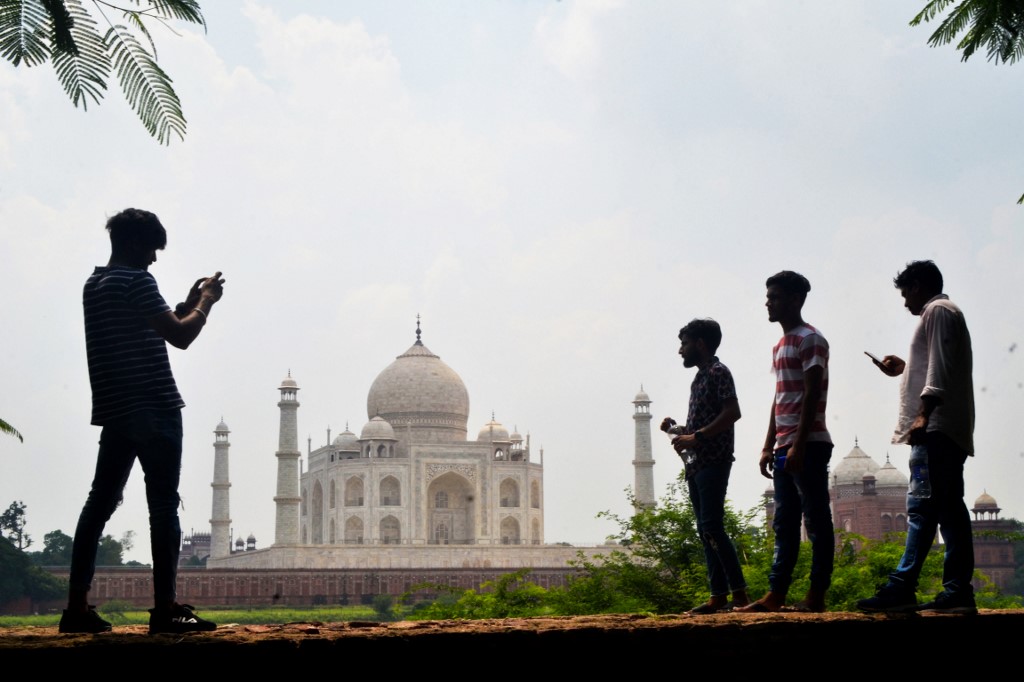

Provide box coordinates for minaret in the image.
[632,386,656,510]
[209,418,232,559]
[274,372,301,545]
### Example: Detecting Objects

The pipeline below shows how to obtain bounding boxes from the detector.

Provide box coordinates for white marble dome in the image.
[874,457,909,487]
[360,416,396,441]
[366,332,470,443]
[477,418,510,442]
[832,442,882,487]
[333,427,359,451]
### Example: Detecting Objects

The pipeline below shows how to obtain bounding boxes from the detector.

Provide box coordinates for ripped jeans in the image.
[69,409,182,603]
[686,461,747,597]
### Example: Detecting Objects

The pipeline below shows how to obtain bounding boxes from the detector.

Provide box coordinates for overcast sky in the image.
[1,1,1022,562]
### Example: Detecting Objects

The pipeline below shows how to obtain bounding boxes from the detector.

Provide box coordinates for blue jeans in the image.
[687,462,747,596]
[769,442,834,595]
[69,409,183,603]
[888,431,973,594]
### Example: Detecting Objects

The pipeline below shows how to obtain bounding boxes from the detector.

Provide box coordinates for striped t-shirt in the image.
[772,324,831,448]
[83,266,184,425]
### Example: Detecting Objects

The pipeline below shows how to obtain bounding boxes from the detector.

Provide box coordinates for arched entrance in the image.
[427,471,474,544]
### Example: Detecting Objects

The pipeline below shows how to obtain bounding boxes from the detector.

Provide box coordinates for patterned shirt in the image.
[772,324,831,448]
[83,266,184,425]
[685,357,737,475]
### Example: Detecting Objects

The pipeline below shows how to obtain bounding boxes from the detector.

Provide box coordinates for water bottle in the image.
[909,445,931,499]
[680,449,696,471]
[773,451,786,474]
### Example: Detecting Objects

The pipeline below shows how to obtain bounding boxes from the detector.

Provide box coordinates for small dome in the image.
[477,418,510,442]
[634,387,651,403]
[832,442,882,487]
[333,427,359,451]
[510,426,523,442]
[360,416,396,441]
[974,491,999,509]
[234,537,244,548]
[874,457,908,487]
[247,533,256,542]
[279,372,298,390]
[215,419,229,432]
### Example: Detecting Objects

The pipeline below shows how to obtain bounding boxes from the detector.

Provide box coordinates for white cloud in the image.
[535,0,624,82]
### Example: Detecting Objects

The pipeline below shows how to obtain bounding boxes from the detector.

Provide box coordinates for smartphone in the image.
[864,351,882,363]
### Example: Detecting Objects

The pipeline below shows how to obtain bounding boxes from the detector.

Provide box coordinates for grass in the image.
[0,604,383,628]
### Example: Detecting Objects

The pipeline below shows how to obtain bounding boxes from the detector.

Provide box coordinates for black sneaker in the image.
[856,585,918,613]
[919,590,977,615]
[149,603,217,634]
[58,606,112,633]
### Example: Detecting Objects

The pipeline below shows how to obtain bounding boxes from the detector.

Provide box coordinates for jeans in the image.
[687,462,747,596]
[69,409,183,603]
[888,431,973,594]
[769,441,834,595]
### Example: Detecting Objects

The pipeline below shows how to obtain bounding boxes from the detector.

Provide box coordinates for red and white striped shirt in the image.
[772,324,831,448]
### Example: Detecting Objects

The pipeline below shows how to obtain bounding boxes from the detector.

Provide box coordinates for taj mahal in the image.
[202,320,624,571]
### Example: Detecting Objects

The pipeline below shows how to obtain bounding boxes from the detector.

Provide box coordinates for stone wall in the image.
[43,564,588,609]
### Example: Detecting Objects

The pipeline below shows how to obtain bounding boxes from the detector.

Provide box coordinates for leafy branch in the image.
[911,0,1024,64]
[910,1,1024,203]
[1,418,23,442]
[0,0,204,143]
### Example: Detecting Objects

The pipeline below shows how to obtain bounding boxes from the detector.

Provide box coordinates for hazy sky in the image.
[2,1,1022,562]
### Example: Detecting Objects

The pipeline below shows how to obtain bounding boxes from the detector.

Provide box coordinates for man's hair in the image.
[679,318,722,354]
[893,260,943,294]
[765,270,811,301]
[106,208,166,253]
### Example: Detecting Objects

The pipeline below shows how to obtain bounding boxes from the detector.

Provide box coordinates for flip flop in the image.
[688,601,731,615]
[780,601,825,613]
[735,601,779,613]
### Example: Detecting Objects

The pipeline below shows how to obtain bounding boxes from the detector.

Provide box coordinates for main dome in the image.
[366,331,470,444]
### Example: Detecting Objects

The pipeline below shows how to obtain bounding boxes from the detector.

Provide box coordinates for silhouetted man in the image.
[738,271,833,613]
[60,208,224,634]
[661,318,748,613]
[858,260,976,614]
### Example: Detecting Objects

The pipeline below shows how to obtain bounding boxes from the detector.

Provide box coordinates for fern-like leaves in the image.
[43,0,75,52]
[2,1,202,143]
[52,0,109,109]
[1,418,24,443]
[911,0,1024,64]
[144,0,204,27]
[106,22,183,144]
[0,0,51,66]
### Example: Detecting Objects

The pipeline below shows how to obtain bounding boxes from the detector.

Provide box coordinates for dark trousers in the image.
[69,409,182,603]
[687,461,747,596]
[769,441,834,595]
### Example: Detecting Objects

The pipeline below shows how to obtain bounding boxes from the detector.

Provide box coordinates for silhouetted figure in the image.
[59,208,224,634]
[739,271,833,613]
[858,260,976,614]
[661,318,748,614]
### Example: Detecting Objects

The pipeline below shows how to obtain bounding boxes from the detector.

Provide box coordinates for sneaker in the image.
[857,585,918,613]
[58,606,112,634]
[149,603,217,634]
[919,590,977,615]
